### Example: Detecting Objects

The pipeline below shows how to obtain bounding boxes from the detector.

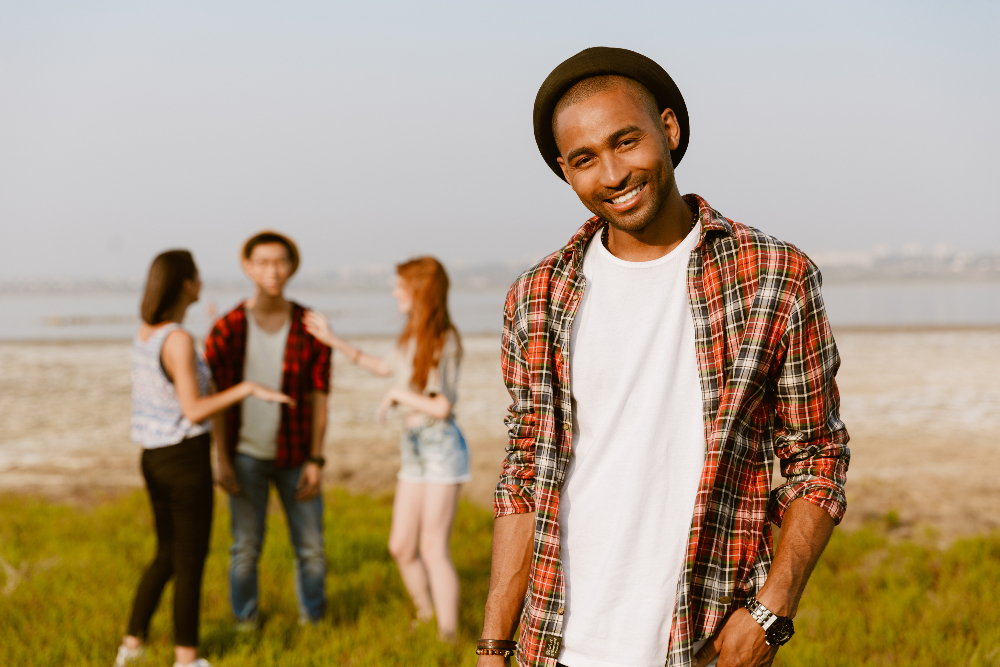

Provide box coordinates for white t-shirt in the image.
[237,308,291,461]
[559,222,706,667]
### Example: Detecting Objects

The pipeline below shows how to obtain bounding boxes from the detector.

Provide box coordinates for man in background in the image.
[205,231,332,626]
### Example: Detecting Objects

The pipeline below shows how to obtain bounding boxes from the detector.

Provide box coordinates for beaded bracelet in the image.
[476,639,516,657]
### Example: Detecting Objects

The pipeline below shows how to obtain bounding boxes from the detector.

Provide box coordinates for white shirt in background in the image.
[237,308,290,461]
[559,222,707,667]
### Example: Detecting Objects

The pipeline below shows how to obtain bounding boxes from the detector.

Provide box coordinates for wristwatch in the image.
[306,456,326,468]
[744,596,795,647]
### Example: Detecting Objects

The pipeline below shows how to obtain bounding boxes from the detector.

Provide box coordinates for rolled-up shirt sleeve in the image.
[494,288,537,518]
[768,262,851,526]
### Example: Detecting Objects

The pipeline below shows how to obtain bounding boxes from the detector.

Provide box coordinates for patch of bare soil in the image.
[1,329,998,543]
[832,329,1000,543]
[0,336,510,508]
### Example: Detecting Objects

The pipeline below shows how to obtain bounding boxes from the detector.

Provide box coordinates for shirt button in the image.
[718,596,731,605]
[562,423,572,431]
[557,607,565,615]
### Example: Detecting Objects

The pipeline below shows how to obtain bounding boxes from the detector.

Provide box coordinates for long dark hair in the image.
[396,256,461,391]
[140,250,198,325]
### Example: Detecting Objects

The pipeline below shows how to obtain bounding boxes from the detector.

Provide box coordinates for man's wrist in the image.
[754,586,797,618]
[479,623,515,643]
[744,596,795,647]
[305,455,325,468]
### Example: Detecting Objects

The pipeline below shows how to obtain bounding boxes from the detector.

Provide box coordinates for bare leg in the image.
[174,646,197,664]
[388,480,434,622]
[419,483,461,641]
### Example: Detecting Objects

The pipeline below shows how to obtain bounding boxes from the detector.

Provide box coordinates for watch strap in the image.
[744,596,794,646]
[745,597,779,630]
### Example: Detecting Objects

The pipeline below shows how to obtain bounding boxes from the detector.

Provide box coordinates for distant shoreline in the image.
[2,324,1000,345]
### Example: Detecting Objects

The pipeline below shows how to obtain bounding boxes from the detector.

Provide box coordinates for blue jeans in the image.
[229,453,326,622]
[398,419,471,485]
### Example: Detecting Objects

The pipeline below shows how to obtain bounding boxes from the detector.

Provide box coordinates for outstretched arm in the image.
[303,310,391,376]
[693,498,833,667]
[477,512,535,667]
[162,328,293,424]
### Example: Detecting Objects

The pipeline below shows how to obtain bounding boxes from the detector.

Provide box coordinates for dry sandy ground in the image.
[1,330,998,543]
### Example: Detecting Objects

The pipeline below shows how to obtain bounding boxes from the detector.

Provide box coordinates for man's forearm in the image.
[311,391,328,457]
[756,498,835,618]
[481,512,535,639]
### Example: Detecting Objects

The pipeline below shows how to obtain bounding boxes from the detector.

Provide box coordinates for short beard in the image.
[577,139,675,233]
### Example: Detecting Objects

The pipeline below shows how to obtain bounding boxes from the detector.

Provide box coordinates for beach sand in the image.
[1,329,998,543]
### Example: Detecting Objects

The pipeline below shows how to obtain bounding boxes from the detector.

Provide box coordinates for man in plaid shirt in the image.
[476,48,849,667]
[205,231,332,627]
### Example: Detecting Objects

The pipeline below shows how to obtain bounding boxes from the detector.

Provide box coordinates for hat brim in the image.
[533,46,689,182]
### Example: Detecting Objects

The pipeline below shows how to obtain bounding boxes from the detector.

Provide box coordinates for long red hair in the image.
[397,257,461,391]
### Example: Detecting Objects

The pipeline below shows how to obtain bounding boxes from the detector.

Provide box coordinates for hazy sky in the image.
[1,0,997,280]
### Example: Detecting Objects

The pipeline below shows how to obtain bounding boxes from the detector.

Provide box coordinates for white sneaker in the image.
[173,660,212,667]
[235,619,257,633]
[113,644,144,666]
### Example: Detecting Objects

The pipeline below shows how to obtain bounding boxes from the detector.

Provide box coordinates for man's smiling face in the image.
[554,82,680,233]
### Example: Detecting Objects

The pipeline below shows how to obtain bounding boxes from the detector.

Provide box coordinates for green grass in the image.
[0,491,998,666]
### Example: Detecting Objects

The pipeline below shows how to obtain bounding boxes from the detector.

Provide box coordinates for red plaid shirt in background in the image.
[496,194,850,667]
[204,302,332,469]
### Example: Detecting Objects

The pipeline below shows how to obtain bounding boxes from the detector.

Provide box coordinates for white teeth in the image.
[611,185,642,205]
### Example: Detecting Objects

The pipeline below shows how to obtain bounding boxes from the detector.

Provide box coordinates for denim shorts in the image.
[398,419,471,485]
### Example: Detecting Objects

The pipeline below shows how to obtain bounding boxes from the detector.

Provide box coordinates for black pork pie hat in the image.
[533,46,689,181]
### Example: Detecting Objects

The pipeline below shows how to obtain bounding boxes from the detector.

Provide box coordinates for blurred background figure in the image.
[305,256,468,641]
[205,231,332,629]
[120,250,290,667]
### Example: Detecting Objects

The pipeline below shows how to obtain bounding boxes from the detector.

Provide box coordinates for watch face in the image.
[765,618,795,646]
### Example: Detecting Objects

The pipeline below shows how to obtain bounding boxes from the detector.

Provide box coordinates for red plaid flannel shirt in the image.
[495,194,850,667]
[204,302,332,469]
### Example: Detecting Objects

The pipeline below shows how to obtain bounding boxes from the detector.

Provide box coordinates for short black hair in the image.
[551,75,661,152]
[241,230,300,275]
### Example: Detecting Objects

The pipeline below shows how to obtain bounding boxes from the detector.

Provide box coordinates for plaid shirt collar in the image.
[559,193,734,267]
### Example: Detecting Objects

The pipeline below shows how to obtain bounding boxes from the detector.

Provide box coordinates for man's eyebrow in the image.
[608,125,644,144]
[565,125,645,164]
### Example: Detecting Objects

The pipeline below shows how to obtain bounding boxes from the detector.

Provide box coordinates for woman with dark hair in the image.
[116,250,292,667]
[304,256,468,641]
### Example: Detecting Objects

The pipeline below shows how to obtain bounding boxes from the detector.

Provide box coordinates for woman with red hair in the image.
[305,256,468,640]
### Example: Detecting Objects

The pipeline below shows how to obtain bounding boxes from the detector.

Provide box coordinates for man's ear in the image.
[556,157,573,186]
[660,108,681,151]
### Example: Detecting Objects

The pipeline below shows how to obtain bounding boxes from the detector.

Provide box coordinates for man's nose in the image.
[598,153,630,191]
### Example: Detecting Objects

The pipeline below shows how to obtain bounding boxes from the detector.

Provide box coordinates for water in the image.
[0,282,997,341]
[0,288,510,341]
[821,282,1000,327]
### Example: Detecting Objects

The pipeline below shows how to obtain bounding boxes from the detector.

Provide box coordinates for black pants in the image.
[127,433,213,647]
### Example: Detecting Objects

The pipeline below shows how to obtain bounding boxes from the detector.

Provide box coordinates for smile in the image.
[608,184,645,205]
